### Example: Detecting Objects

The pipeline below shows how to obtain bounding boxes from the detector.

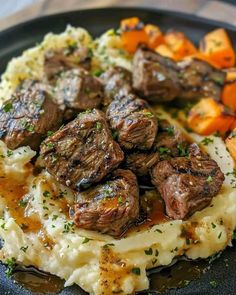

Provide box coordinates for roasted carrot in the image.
[155,44,176,60]
[221,68,236,111]
[144,24,164,49]
[226,129,236,162]
[199,28,235,69]
[187,52,220,68]
[120,17,148,53]
[164,30,197,61]
[187,98,235,135]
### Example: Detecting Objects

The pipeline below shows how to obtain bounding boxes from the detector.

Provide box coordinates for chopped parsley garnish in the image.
[52,215,58,221]
[47,130,54,137]
[95,122,102,130]
[159,147,170,155]
[112,131,118,140]
[218,232,222,239]
[118,196,124,205]
[63,221,74,234]
[177,143,189,157]
[144,248,153,255]
[209,280,218,288]
[82,237,91,244]
[166,126,174,136]
[43,190,50,198]
[3,102,13,112]
[155,228,163,233]
[92,69,104,77]
[207,176,213,183]
[18,199,27,208]
[201,137,214,146]
[20,246,28,253]
[103,243,115,249]
[144,111,154,118]
[6,150,13,157]
[46,142,55,149]
[211,222,216,229]
[131,267,141,275]
[5,257,16,277]
[232,231,236,240]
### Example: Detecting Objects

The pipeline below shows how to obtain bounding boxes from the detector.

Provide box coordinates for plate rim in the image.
[0,5,236,39]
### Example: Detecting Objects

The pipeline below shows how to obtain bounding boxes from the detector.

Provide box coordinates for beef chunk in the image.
[126,151,159,176]
[71,169,139,236]
[55,69,103,120]
[177,58,225,101]
[44,46,92,83]
[151,144,224,219]
[40,109,124,191]
[106,93,158,150]
[0,80,62,150]
[132,46,180,102]
[100,66,132,107]
[155,120,189,158]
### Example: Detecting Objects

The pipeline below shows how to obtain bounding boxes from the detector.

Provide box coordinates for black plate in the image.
[0,7,236,295]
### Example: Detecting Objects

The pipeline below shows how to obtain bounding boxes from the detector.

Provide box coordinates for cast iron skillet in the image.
[0,7,235,295]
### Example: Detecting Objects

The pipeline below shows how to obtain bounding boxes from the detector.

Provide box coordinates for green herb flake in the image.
[82,237,91,244]
[18,199,27,208]
[144,111,154,118]
[95,122,102,130]
[166,126,174,136]
[218,232,222,239]
[211,222,216,229]
[144,248,153,255]
[5,257,16,277]
[20,246,28,253]
[118,196,124,205]
[6,150,13,157]
[3,102,13,113]
[209,280,218,288]
[155,228,163,233]
[158,147,170,155]
[103,243,115,249]
[43,190,50,198]
[131,267,141,275]
[47,130,54,137]
[207,176,213,183]
[52,215,58,221]
[201,137,214,146]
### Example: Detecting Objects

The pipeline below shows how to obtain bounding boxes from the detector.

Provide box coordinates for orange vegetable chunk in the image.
[226,129,236,162]
[188,98,235,135]
[145,24,164,49]
[199,28,235,68]
[120,17,148,53]
[222,68,236,111]
[155,44,176,60]
[165,30,197,60]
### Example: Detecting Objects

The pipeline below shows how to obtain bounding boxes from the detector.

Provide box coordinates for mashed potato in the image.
[0,27,235,295]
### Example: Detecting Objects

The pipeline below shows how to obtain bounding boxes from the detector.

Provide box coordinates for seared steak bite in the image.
[40,109,124,191]
[126,151,159,176]
[155,120,189,158]
[177,58,225,101]
[0,80,62,150]
[151,144,224,219]
[44,46,92,83]
[106,93,158,150]
[55,68,103,120]
[71,169,139,236]
[100,66,132,106]
[132,46,180,102]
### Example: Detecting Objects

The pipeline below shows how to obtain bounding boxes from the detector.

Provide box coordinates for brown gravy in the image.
[0,174,42,233]
[149,259,209,292]
[13,269,64,294]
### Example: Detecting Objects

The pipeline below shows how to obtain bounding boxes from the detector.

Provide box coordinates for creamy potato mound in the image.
[0,27,235,295]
